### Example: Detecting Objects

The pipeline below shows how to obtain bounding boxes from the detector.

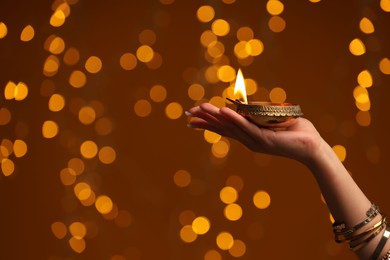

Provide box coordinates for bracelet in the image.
[334,203,380,234]
[371,225,390,260]
[349,218,387,251]
[336,215,386,243]
[382,250,390,260]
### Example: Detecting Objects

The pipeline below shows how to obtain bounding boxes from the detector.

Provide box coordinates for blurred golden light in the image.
[217,65,236,82]
[379,58,390,74]
[332,145,347,162]
[225,175,244,192]
[355,110,371,127]
[114,210,133,228]
[50,10,66,27]
[229,239,246,257]
[149,85,167,102]
[80,191,96,207]
[68,237,86,253]
[192,216,210,235]
[14,82,28,101]
[134,99,152,117]
[139,29,156,45]
[59,168,77,186]
[204,250,222,260]
[309,0,321,2]
[43,55,60,76]
[120,53,137,70]
[64,47,80,65]
[355,99,371,111]
[80,140,98,159]
[359,17,374,34]
[180,225,198,243]
[51,221,67,239]
[222,0,236,3]
[53,2,71,17]
[211,19,230,36]
[187,83,205,101]
[357,70,373,88]
[233,69,248,103]
[266,0,284,15]
[253,190,271,209]
[1,158,15,176]
[211,139,230,158]
[204,130,221,144]
[69,222,87,239]
[85,56,102,73]
[244,78,258,96]
[216,231,234,250]
[103,203,119,220]
[207,41,225,58]
[269,87,286,103]
[79,106,96,125]
[68,157,85,175]
[209,96,226,108]
[200,30,217,47]
[69,70,87,88]
[179,210,196,226]
[0,22,7,38]
[74,182,92,200]
[20,25,34,42]
[95,117,113,136]
[237,27,254,41]
[146,51,162,69]
[380,0,390,12]
[353,86,369,103]
[165,102,183,119]
[349,38,366,56]
[98,146,116,164]
[220,186,238,204]
[234,41,250,59]
[42,120,59,138]
[49,94,65,112]
[1,139,13,157]
[246,39,264,56]
[13,139,27,157]
[197,5,215,23]
[136,45,154,63]
[224,203,243,221]
[204,65,219,83]
[95,195,113,214]
[4,81,16,100]
[173,169,191,187]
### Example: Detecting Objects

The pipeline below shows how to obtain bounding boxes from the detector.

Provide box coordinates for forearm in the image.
[306,139,389,259]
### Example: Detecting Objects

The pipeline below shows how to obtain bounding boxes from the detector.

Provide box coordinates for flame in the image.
[233,69,248,104]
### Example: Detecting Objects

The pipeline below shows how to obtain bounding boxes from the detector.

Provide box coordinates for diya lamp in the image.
[227,69,303,129]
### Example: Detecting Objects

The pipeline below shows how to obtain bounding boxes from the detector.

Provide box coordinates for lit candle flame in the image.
[233,69,248,104]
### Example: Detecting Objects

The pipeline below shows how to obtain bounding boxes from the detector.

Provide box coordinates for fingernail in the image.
[187,123,195,128]
[185,111,193,117]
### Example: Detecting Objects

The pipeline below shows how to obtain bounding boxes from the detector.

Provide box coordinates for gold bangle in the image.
[371,225,390,260]
[349,219,387,251]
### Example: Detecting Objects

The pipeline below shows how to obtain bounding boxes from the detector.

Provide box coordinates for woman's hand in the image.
[187,103,325,165]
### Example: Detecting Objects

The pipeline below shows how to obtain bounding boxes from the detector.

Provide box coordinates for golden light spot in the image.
[51,222,67,239]
[197,5,215,23]
[266,0,284,15]
[253,190,271,209]
[134,99,152,117]
[146,51,162,69]
[209,96,226,109]
[179,210,196,226]
[234,41,250,59]
[357,70,373,88]
[95,195,113,214]
[49,94,65,112]
[380,0,390,12]
[59,168,77,186]
[200,30,217,47]
[224,203,243,221]
[14,82,28,101]
[225,175,244,192]
[220,186,238,204]
[68,237,86,253]
[42,120,59,138]
[69,222,87,239]
[43,55,60,76]
[245,78,258,96]
[136,45,154,62]
[269,15,286,32]
[85,56,102,73]
[139,29,156,45]
[211,19,230,36]
[217,65,236,82]
[204,65,219,83]
[359,17,374,34]
[222,0,236,3]
[0,107,11,125]
[50,10,66,27]
[20,25,34,42]
[149,85,167,102]
[69,70,87,88]
[379,58,390,75]
[212,139,230,158]
[98,146,116,164]
[246,39,264,56]
[204,250,222,260]
[180,225,198,243]
[95,117,113,136]
[216,231,234,250]
[80,191,96,207]
[353,86,369,103]
[204,130,221,144]
[329,213,335,224]
[0,22,7,38]
[13,140,27,157]
[237,27,254,41]
[269,87,286,103]
[173,169,191,187]
[309,0,321,2]
[68,157,85,175]
[207,41,225,59]
[356,111,371,127]
[229,240,246,257]
[120,53,137,70]
[64,47,80,65]
[74,182,92,200]
[114,210,133,228]
[53,2,71,17]
[80,140,98,159]
[187,84,204,101]
[1,158,15,176]
[355,99,371,111]
[103,203,119,220]
[165,102,183,119]
[192,216,210,235]
[333,145,347,162]
[349,38,366,56]
[79,106,96,125]
[4,81,16,100]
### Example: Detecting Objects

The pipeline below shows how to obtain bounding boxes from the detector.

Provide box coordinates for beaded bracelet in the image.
[382,250,390,260]
[371,225,390,260]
